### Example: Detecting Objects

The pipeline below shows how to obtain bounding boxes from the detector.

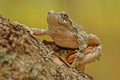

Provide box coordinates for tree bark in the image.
[0,15,95,80]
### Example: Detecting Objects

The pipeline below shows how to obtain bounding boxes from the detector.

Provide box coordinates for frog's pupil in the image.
[64,14,68,18]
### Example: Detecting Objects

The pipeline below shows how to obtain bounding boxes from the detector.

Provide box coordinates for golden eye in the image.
[61,12,68,19]
[64,14,68,19]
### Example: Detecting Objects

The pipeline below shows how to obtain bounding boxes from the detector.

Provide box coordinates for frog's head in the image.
[47,10,72,28]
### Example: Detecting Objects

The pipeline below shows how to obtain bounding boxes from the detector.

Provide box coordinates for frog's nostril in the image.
[48,12,50,14]
[48,10,55,14]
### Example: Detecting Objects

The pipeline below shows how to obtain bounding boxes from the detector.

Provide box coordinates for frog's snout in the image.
[48,10,55,14]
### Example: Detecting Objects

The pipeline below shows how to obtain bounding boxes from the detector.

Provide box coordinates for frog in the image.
[30,10,102,71]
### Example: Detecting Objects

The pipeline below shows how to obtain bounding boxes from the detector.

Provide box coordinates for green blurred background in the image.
[0,0,120,80]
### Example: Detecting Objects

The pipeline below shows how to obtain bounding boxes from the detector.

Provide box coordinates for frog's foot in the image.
[88,34,101,47]
[69,34,102,71]
[79,34,102,65]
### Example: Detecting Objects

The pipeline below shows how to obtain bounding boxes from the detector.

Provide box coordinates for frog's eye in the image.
[61,12,68,19]
[63,14,68,19]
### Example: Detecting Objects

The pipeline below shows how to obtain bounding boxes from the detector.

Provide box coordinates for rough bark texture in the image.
[0,16,95,80]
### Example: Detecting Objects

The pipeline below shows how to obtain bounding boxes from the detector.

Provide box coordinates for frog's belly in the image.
[53,37,79,49]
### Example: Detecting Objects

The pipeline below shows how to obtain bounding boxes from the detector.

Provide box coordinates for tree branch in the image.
[0,15,95,80]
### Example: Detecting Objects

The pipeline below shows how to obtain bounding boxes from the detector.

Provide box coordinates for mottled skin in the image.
[47,11,88,50]
[31,11,102,71]
[31,11,88,49]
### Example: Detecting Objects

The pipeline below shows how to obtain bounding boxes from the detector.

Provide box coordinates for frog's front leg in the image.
[77,31,88,51]
[30,28,47,36]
